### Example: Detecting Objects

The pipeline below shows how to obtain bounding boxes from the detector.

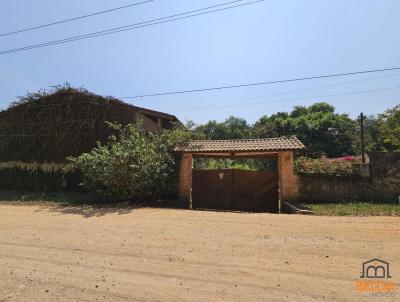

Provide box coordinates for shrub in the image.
[294,156,355,176]
[67,122,191,201]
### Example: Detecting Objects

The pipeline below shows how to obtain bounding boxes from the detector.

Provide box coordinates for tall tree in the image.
[253,102,357,157]
[194,116,250,139]
[379,105,400,151]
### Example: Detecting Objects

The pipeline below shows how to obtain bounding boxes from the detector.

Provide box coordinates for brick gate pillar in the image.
[278,151,299,203]
[178,153,193,205]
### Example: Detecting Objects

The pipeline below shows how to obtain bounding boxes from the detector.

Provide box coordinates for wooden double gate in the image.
[192,169,279,213]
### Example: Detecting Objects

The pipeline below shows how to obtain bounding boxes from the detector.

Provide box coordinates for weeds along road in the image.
[0,205,399,301]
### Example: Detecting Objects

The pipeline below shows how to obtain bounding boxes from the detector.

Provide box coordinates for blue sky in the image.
[0,0,399,124]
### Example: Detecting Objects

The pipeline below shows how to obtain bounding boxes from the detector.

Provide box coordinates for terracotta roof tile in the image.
[174,137,305,153]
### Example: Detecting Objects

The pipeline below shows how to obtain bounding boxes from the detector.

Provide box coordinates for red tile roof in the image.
[174,137,305,153]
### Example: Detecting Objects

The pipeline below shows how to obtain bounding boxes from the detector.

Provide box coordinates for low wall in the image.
[297,152,400,203]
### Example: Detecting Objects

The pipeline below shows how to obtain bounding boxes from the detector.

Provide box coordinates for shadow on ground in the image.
[40,198,188,218]
[36,203,140,218]
[0,190,188,218]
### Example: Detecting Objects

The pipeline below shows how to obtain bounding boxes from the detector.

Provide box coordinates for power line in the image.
[1,70,399,111]
[172,85,400,112]
[173,72,400,111]
[120,67,400,99]
[0,0,260,54]
[0,0,263,55]
[0,0,154,37]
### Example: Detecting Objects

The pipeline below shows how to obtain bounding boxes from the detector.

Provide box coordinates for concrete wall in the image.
[297,152,400,203]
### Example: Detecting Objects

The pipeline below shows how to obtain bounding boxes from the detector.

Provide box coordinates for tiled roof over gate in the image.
[174,137,305,153]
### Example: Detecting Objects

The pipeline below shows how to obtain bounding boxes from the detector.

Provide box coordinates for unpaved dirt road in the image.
[0,205,399,302]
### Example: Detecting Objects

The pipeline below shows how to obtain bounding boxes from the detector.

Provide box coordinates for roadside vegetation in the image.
[0,121,194,204]
[302,202,400,216]
[0,97,398,212]
[67,122,192,201]
[294,156,355,176]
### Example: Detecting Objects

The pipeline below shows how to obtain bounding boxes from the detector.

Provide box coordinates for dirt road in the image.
[0,205,399,301]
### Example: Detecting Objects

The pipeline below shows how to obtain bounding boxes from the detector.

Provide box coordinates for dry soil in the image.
[0,205,399,301]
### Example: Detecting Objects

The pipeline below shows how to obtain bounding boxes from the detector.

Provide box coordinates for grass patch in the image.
[0,191,184,210]
[0,190,103,206]
[301,202,400,216]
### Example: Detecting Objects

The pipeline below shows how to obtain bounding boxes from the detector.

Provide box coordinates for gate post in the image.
[178,153,193,208]
[278,151,299,206]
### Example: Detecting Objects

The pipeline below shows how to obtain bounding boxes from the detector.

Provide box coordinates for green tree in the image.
[194,116,250,139]
[253,102,357,157]
[379,105,400,151]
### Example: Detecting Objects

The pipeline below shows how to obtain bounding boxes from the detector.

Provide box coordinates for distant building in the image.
[0,87,180,163]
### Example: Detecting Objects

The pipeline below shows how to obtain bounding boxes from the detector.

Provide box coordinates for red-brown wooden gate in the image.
[192,169,278,213]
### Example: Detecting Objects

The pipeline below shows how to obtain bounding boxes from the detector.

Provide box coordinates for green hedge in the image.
[0,162,83,192]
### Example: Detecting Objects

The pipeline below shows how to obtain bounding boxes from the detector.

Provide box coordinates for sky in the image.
[0,0,399,124]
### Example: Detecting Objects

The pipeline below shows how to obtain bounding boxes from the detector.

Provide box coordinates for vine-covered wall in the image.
[0,87,175,163]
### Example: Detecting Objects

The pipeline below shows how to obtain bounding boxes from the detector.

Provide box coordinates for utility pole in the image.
[359,112,366,164]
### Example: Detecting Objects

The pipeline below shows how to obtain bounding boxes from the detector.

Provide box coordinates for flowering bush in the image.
[294,156,355,176]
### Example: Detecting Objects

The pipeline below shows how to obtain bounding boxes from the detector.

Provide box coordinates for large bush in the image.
[67,123,191,200]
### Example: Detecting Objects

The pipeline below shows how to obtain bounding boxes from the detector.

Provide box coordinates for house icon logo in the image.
[356,258,396,294]
[360,258,391,279]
